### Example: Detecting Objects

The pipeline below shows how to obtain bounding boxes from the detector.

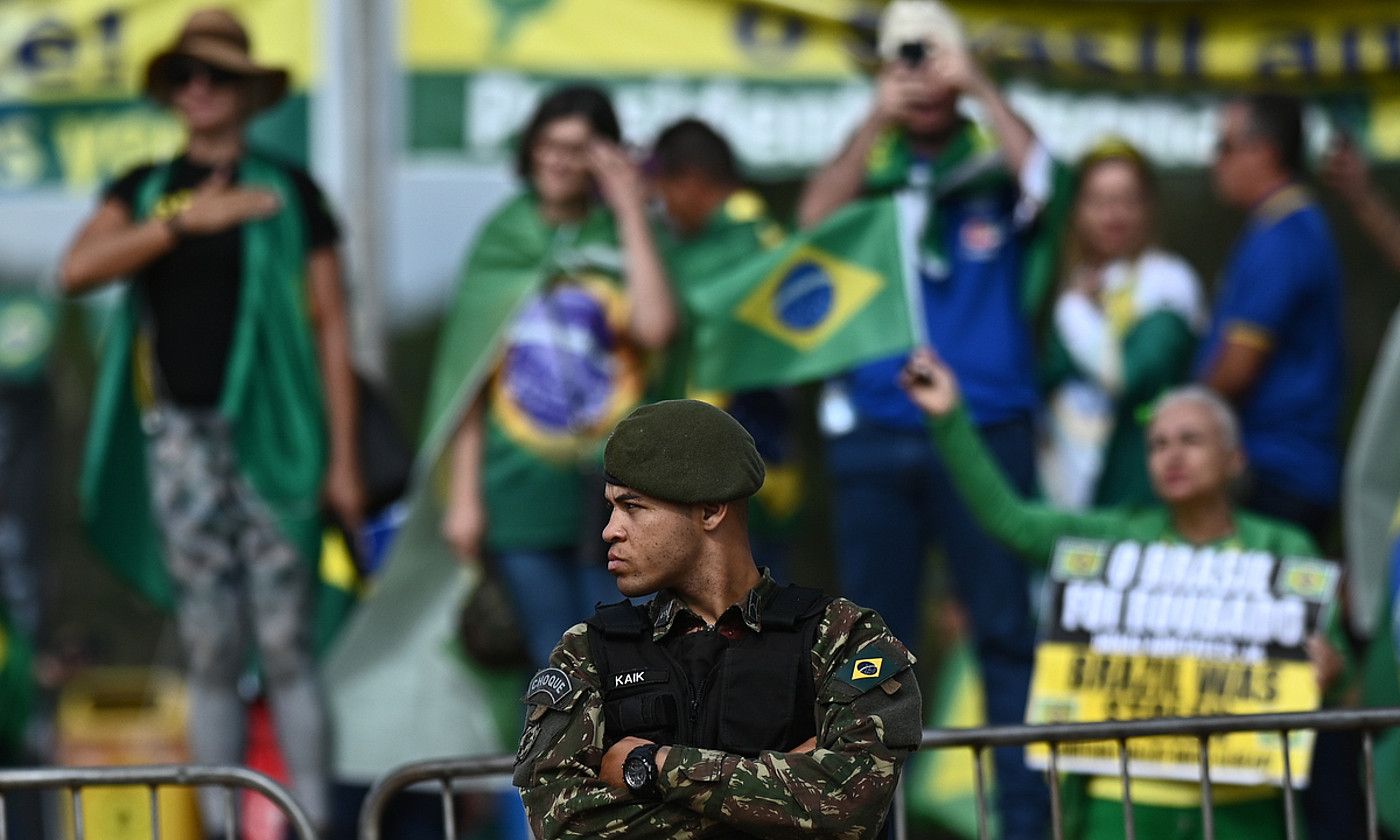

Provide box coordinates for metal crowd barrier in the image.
[0,764,317,840]
[357,707,1400,840]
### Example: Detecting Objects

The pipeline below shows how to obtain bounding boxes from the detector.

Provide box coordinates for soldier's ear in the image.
[698,500,729,532]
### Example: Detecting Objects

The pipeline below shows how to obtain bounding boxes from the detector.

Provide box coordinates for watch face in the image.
[623,756,650,790]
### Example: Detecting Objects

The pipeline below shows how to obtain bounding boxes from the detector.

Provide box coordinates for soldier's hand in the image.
[175,167,281,235]
[900,346,960,417]
[790,736,818,754]
[600,736,653,790]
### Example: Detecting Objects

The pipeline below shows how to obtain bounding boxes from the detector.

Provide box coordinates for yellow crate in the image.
[56,668,202,840]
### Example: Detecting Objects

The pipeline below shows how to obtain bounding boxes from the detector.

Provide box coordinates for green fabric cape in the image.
[324,193,621,776]
[79,154,326,610]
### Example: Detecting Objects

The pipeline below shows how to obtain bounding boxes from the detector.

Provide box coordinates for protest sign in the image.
[1025,538,1340,787]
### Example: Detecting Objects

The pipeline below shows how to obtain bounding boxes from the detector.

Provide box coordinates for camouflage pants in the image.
[146,407,329,830]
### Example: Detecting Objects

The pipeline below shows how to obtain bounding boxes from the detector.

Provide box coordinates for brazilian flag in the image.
[688,196,917,393]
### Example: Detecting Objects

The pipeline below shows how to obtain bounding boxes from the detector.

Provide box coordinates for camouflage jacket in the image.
[514,573,923,839]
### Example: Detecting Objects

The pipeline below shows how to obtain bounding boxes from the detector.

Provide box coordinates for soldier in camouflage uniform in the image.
[514,399,922,839]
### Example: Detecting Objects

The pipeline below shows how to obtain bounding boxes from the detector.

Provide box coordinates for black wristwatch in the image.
[622,743,663,799]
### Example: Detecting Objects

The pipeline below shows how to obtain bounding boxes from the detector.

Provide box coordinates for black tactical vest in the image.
[585,584,832,757]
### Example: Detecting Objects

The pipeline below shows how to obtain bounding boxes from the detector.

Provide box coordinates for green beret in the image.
[604,400,764,504]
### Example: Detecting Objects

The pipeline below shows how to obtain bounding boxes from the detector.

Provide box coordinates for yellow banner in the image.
[0,0,314,191]
[405,0,1400,87]
[960,1,1400,87]
[1024,540,1341,787]
[1026,644,1318,787]
[1,0,316,104]
[405,0,865,77]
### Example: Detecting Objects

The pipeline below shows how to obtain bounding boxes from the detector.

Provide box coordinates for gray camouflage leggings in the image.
[146,407,329,831]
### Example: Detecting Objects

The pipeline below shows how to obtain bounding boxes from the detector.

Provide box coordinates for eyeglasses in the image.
[168,58,242,90]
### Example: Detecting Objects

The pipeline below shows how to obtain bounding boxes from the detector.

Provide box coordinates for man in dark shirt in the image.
[59,10,361,834]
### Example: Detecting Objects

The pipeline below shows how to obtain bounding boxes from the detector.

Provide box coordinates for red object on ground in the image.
[242,698,290,840]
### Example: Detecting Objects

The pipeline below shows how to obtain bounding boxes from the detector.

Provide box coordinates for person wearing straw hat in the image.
[59,8,361,834]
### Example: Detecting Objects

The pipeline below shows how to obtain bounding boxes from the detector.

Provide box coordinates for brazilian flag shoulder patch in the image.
[834,639,909,693]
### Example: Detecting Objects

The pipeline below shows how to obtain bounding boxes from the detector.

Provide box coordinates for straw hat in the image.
[144,8,288,112]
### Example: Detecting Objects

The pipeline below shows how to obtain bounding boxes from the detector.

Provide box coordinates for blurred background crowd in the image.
[2,0,1400,838]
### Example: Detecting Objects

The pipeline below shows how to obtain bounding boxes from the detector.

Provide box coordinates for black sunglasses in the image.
[168,58,242,90]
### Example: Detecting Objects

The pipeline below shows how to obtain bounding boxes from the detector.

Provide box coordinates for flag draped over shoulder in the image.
[687,196,917,393]
[325,194,622,776]
[79,154,328,616]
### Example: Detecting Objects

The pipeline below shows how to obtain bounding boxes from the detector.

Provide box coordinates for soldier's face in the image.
[601,484,705,598]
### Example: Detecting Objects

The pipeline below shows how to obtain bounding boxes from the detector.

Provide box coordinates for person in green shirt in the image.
[900,346,1343,839]
[437,85,676,668]
[646,118,800,580]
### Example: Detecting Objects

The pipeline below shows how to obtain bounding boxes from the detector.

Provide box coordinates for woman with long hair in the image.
[1041,139,1204,510]
[431,85,675,668]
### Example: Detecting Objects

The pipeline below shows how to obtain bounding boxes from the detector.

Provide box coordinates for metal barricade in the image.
[0,764,318,840]
[921,707,1400,840]
[358,707,1400,840]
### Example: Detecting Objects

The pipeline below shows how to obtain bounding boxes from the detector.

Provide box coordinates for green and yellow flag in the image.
[688,196,917,393]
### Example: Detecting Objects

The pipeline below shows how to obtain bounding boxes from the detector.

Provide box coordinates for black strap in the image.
[763,585,829,631]
[589,600,648,639]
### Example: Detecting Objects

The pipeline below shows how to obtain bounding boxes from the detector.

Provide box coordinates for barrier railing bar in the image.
[440,777,457,840]
[225,785,237,840]
[0,789,7,840]
[1047,742,1063,840]
[355,708,1400,840]
[72,785,84,840]
[891,778,907,840]
[148,784,161,840]
[1364,730,1378,840]
[972,745,989,840]
[1117,740,1135,840]
[918,707,1400,749]
[359,756,516,840]
[1198,736,1214,840]
[1281,730,1296,840]
[0,765,316,840]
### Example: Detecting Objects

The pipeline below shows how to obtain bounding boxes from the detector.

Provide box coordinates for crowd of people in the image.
[0,0,1396,838]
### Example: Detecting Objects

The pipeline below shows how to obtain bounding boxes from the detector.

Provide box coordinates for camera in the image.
[898,41,929,68]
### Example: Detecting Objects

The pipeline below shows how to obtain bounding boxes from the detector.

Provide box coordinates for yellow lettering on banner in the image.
[403,0,1400,85]
[1026,641,1320,786]
[406,0,867,76]
[2,0,317,104]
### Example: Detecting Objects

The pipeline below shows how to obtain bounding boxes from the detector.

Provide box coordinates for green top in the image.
[929,404,1317,562]
[79,153,326,609]
[426,193,639,551]
[515,571,923,839]
[651,190,784,402]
